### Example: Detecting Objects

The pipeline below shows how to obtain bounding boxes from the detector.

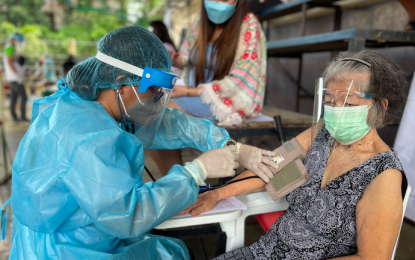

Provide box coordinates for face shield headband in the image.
[95,51,177,93]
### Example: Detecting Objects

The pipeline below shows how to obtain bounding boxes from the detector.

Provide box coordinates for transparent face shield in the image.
[96,51,177,148]
[312,77,373,146]
[127,85,173,148]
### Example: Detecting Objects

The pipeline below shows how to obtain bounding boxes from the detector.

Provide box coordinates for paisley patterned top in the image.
[214,127,406,260]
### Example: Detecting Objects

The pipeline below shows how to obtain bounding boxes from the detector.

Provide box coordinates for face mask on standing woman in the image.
[204,0,238,24]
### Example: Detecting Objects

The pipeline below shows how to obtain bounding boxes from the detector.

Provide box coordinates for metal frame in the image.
[267,29,415,111]
[258,0,343,111]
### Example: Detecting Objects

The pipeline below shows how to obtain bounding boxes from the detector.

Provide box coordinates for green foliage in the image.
[0,0,51,28]
[20,24,46,56]
[0,0,166,59]
[0,10,126,58]
[0,21,16,39]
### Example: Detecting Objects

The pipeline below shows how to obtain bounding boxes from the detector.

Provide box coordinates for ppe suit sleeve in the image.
[63,130,198,238]
[149,108,230,152]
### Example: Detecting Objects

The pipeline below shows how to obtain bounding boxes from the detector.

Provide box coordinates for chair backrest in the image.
[391,185,412,260]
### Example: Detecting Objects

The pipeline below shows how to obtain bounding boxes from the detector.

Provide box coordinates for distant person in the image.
[2,33,28,122]
[149,21,181,75]
[63,55,76,76]
[30,57,44,94]
[31,57,44,80]
[43,54,56,82]
[398,0,415,30]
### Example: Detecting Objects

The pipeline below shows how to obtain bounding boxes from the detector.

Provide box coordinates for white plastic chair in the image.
[391,185,412,260]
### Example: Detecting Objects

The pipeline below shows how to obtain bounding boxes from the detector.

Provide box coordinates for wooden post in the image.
[68,38,77,56]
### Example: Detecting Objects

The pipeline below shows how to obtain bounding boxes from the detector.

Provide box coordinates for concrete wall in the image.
[266,0,415,118]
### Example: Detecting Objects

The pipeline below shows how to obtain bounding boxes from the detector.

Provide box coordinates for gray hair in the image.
[322,50,407,128]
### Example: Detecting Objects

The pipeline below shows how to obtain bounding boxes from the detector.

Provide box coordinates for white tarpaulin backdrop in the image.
[394,71,415,222]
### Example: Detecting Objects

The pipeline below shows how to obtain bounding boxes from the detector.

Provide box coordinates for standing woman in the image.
[170,0,267,125]
[150,0,267,175]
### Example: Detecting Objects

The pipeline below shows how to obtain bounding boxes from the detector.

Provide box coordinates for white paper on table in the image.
[245,113,274,123]
[175,78,186,86]
[172,196,247,218]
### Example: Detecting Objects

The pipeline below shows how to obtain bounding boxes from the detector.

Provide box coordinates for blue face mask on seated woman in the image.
[204,0,238,24]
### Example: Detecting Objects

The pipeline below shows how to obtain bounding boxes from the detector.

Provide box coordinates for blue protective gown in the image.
[9,87,230,259]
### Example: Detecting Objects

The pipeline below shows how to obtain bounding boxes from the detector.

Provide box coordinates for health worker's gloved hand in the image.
[236,143,279,183]
[194,146,239,179]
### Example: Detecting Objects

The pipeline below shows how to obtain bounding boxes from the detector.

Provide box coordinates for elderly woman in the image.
[180,50,409,260]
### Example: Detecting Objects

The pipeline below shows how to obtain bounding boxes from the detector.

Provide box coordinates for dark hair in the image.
[63,55,76,73]
[66,55,75,63]
[323,50,407,127]
[149,21,176,51]
[194,0,250,86]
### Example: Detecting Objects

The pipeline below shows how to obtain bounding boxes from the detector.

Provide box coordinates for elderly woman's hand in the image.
[171,85,188,98]
[178,190,220,216]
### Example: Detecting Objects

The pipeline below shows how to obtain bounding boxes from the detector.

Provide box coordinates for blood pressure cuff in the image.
[265,138,309,201]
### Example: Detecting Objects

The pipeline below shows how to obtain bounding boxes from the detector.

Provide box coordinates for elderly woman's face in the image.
[325,73,372,108]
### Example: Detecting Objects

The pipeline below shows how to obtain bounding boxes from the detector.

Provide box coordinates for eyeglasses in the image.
[150,86,165,102]
[323,89,371,107]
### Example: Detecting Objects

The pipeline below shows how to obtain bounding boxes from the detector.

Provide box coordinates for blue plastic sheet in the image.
[0,198,11,241]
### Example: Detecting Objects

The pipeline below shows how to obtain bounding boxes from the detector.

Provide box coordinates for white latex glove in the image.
[236,143,279,183]
[194,146,239,179]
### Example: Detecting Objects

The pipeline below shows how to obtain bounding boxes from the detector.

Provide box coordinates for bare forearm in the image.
[216,170,266,201]
[188,86,203,97]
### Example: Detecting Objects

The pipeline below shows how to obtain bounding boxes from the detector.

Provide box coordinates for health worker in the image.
[5,26,261,259]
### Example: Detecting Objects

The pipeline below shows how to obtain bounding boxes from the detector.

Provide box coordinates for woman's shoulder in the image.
[236,13,266,51]
[241,13,262,29]
[360,167,404,205]
[362,150,407,199]
[242,13,260,23]
[191,14,202,31]
[39,93,123,139]
[371,151,405,178]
